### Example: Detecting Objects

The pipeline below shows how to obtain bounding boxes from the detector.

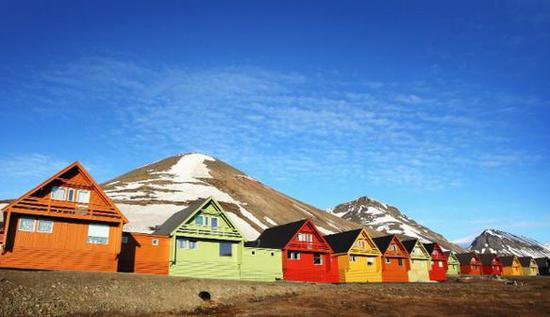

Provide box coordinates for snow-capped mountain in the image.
[102,153,361,240]
[468,229,550,258]
[329,196,464,252]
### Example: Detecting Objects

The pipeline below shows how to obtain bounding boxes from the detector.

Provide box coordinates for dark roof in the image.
[401,239,419,254]
[153,198,207,235]
[372,235,395,253]
[251,219,308,249]
[324,229,363,253]
[535,257,549,267]
[499,256,517,266]
[478,253,498,265]
[456,252,478,265]
[423,243,437,254]
[518,256,534,267]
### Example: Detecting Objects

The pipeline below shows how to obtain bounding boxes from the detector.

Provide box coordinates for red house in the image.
[478,253,503,276]
[456,252,482,275]
[423,242,448,281]
[372,235,410,282]
[251,219,339,283]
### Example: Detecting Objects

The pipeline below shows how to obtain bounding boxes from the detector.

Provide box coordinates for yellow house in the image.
[519,257,539,276]
[500,255,522,276]
[325,228,382,283]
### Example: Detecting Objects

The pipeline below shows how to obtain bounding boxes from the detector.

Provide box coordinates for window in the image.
[176,238,188,249]
[367,258,374,266]
[67,188,75,202]
[288,251,300,260]
[390,244,397,252]
[211,217,218,229]
[122,236,129,244]
[77,190,90,204]
[189,240,198,249]
[87,224,109,244]
[18,217,35,232]
[438,261,444,268]
[37,219,53,233]
[385,258,391,264]
[51,187,66,200]
[151,239,159,246]
[270,252,275,256]
[195,215,204,226]
[350,255,358,262]
[297,233,313,242]
[220,242,232,256]
[398,258,403,266]
[251,250,256,256]
[313,253,323,265]
[354,240,365,248]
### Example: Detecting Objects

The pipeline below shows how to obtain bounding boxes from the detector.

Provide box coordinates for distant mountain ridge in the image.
[469,229,550,258]
[328,196,464,252]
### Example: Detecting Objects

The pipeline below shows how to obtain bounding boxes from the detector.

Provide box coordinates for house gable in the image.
[325,228,381,256]
[155,197,243,241]
[2,162,126,224]
[373,235,409,258]
[349,229,382,256]
[285,220,333,252]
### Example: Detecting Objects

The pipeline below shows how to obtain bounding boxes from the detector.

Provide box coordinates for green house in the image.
[153,196,281,281]
[445,251,460,276]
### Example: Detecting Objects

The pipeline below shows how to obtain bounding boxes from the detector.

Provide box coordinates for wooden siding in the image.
[335,254,382,283]
[0,214,121,272]
[241,247,283,282]
[119,232,169,275]
[445,252,460,276]
[407,242,431,282]
[502,258,522,276]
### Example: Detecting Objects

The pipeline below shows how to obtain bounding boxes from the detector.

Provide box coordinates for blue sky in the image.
[1,1,549,243]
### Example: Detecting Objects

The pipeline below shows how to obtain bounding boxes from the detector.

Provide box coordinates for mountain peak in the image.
[329,195,463,252]
[469,228,550,258]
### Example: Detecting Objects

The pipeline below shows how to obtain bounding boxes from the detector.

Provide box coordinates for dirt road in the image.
[0,269,548,316]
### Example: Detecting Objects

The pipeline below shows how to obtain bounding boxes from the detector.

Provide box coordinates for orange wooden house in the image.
[118,232,170,275]
[372,235,410,282]
[0,162,127,272]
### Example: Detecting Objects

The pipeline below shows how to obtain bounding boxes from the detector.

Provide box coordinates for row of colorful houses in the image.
[0,162,548,282]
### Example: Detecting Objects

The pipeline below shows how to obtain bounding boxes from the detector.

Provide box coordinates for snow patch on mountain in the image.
[469,229,550,258]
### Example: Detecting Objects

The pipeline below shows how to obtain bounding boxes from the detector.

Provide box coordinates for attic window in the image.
[77,190,90,204]
[211,217,218,229]
[51,187,66,200]
[297,233,313,242]
[350,255,358,262]
[354,240,366,248]
[195,216,204,226]
[390,244,398,252]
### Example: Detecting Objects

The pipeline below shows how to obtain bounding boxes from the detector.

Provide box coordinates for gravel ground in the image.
[0,270,548,317]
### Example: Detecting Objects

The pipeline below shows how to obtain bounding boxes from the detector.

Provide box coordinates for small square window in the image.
[313,253,323,265]
[385,258,391,264]
[152,239,159,246]
[367,258,374,266]
[398,258,403,266]
[37,219,53,233]
[251,250,256,256]
[288,251,300,260]
[350,255,358,262]
[195,215,204,226]
[18,217,35,232]
[270,252,275,256]
[220,242,232,256]
[77,190,90,204]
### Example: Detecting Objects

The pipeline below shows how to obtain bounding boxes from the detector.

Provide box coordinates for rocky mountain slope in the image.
[468,229,550,258]
[102,153,362,240]
[329,196,464,252]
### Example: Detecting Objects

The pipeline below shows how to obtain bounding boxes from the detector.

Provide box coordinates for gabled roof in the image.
[478,253,499,265]
[535,257,549,267]
[456,252,480,265]
[2,161,127,223]
[423,243,439,254]
[444,251,459,262]
[251,219,308,249]
[153,198,208,236]
[401,239,419,254]
[499,255,519,266]
[518,256,535,267]
[324,229,363,253]
[372,235,404,253]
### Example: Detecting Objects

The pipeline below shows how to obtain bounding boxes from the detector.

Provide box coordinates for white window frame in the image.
[18,217,36,232]
[385,257,391,264]
[189,240,198,249]
[390,244,397,252]
[204,216,209,227]
[313,253,323,265]
[367,258,374,266]
[51,186,66,201]
[288,251,300,260]
[438,261,444,268]
[219,242,232,257]
[151,239,159,246]
[76,189,91,204]
[36,219,54,233]
[87,224,110,245]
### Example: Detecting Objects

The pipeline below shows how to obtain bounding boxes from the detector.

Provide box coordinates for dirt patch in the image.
[1,270,548,317]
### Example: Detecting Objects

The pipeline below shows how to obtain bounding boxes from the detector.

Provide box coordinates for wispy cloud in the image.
[9,56,547,191]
